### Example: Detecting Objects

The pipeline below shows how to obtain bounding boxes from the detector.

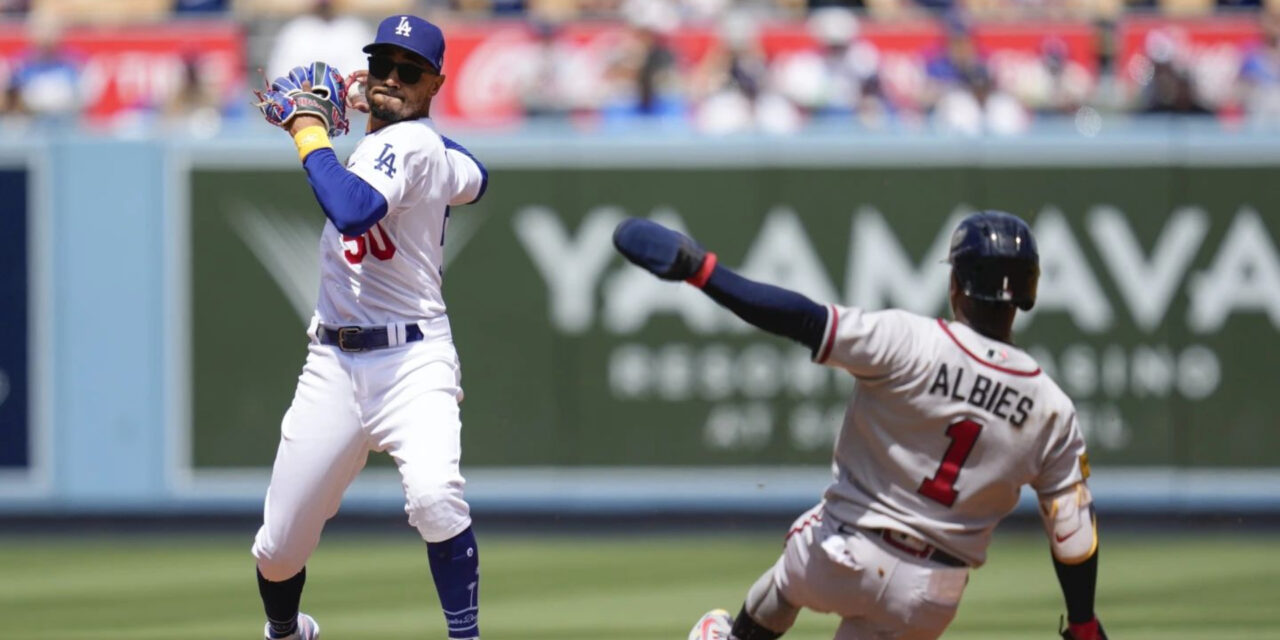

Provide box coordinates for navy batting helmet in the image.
[947,211,1039,311]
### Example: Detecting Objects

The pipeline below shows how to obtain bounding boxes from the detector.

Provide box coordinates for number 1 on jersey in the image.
[918,419,983,507]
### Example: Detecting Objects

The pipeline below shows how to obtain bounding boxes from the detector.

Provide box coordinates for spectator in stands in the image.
[1035,37,1090,114]
[491,0,527,15]
[600,0,686,122]
[6,15,81,123]
[927,14,984,81]
[1238,11,1280,124]
[517,21,576,118]
[159,51,242,137]
[852,72,897,130]
[1007,36,1092,116]
[1217,0,1262,8]
[933,63,1030,135]
[921,12,986,111]
[692,9,802,134]
[0,0,30,15]
[0,77,13,117]
[174,0,228,12]
[771,7,880,120]
[266,0,372,79]
[1137,29,1212,116]
[1142,58,1212,114]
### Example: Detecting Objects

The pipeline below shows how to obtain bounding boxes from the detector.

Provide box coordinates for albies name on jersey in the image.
[927,364,1035,427]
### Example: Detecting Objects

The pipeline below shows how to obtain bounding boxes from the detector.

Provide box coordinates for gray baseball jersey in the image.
[812,305,1088,567]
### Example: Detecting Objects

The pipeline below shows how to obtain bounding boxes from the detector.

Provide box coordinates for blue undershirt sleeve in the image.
[301,148,390,236]
[701,264,830,355]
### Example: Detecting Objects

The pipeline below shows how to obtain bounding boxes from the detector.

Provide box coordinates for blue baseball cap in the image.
[363,15,445,72]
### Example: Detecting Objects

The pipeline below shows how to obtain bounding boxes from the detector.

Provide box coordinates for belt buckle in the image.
[884,530,932,559]
[337,326,363,352]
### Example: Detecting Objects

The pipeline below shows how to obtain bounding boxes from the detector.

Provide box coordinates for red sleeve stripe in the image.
[686,252,718,288]
[816,304,839,364]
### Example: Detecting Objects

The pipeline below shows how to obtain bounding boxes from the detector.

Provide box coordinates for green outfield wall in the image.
[189,161,1280,470]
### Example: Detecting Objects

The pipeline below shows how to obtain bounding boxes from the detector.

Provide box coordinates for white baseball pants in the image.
[768,504,970,640]
[252,316,471,581]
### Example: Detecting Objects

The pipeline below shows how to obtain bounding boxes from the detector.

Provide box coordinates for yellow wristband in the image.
[292,125,333,162]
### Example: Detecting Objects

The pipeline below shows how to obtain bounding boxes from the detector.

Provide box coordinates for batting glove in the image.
[1059,616,1107,640]
[613,218,718,287]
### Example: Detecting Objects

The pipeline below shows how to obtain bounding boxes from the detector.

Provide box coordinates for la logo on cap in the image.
[395,16,412,37]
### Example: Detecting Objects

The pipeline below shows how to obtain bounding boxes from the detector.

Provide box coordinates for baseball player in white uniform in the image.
[250,15,487,640]
[612,212,1106,640]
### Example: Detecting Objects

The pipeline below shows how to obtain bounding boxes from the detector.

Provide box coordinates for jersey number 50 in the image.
[343,222,397,264]
[918,419,983,507]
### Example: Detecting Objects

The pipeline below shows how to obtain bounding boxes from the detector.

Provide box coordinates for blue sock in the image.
[427,526,479,639]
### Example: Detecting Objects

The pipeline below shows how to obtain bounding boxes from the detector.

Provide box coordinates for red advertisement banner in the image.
[0,22,245,122]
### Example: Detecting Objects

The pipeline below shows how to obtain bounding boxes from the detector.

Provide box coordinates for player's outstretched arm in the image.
[613,218,829,354]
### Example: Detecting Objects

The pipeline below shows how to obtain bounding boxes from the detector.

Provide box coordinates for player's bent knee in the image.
[254,546,308,582]
[405,483,471,543]
[251,532,309,582]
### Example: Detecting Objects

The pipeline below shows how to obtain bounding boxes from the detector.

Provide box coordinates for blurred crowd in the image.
[1,0,1279,136]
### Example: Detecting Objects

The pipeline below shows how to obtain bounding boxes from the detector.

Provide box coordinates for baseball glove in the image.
[254,61,349,137]
[1059,616,1107,640]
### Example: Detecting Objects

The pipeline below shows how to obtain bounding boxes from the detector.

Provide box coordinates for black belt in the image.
[319,324,424,352]
[875,529,968,567]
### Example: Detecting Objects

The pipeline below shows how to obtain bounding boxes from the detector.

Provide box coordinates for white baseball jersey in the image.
[314,117,485,326]
[812,306,1088,567]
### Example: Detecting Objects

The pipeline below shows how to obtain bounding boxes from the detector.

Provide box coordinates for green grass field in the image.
[1,530,1277,639]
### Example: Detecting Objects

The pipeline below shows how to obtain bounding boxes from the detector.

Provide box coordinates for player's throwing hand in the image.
[344,69,371,114]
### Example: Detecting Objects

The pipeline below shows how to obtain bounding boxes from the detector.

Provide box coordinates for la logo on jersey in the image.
[395,16,412,37]
[374,143,397,178]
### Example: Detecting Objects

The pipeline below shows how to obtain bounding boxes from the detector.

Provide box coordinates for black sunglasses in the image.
[368,56,434,85]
